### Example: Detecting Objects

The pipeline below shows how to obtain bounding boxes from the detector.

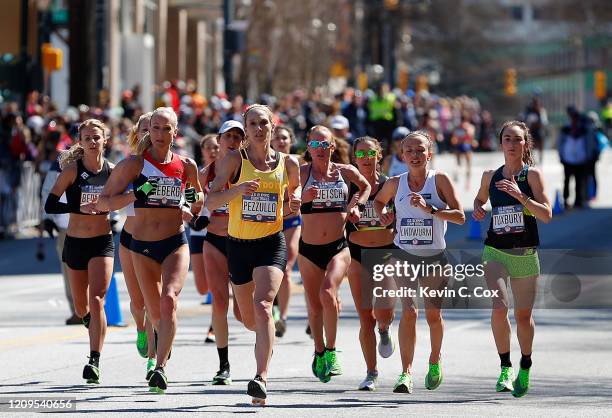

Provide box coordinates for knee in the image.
[402,307,418,322]
[89,294,106,311]
[425,309,443,326]
[160,293,177,318]
[491,305,509,320]
[319,287,337,310]
[254,299,273,323]
[514,309,533,326]
[211,289,229,310]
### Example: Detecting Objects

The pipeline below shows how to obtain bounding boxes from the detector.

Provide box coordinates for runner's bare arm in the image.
[434,172,465,225]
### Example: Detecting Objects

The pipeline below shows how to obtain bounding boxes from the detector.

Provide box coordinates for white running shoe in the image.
[358,371,378,391]
[378,325,395,358]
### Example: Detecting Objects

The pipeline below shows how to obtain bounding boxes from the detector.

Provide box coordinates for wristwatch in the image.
[429,205,438,215]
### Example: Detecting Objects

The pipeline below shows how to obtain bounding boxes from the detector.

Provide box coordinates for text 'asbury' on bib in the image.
[147,176,182,207]
[492,204,525,234]
[399,218,433,245]
[241,192,278,222]
[312,181,345,209]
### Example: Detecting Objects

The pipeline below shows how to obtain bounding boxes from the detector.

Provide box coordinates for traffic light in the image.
[415,74,428,93]
[504,68,517,97]
[42,43,63,72]
[594,70,607,100]
[384,0,399,10]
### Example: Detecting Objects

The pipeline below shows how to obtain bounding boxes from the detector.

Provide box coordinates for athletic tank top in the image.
[484,165,539,249]
[65,159,112,214]
[133,151,187,209]
[228,149,287,239]
[347,174,393,232]
[205,161,230,217]
[394,170,447,255]
[388,154,408,177]
[300,164,349,214]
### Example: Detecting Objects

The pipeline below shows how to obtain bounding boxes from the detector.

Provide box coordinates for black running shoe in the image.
[275,318,286,338]
[212,368,231,385]
[83,364,100,384]
[148,368,168,394]
[82,312,91,329]
[247,375,267,401]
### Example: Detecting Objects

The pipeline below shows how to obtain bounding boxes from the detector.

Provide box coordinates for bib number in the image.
[147,177,182,207]
[492,205,524,234]
[242,192,278,222]
[399,218,433,245]
[357,201,382,228]
[80,185,104,206]
[312,181,345,209]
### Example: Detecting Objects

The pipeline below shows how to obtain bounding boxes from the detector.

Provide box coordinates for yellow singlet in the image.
[228,148,287,239]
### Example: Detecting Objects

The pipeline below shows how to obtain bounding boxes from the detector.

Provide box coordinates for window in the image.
[509,5,524,21]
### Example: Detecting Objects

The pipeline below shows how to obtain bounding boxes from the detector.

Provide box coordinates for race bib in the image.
[399,218,433,245]
[208,180,229,215]
[147,177,182,207]
[242,192,278,222]
[357,201,382,228]
[312,181,345,209]
[80,185,104,206]
[492,205,524,234]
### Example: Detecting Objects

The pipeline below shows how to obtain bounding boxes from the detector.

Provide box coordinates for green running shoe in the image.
[425,362,443,390]
[83,364,100,384]
[325,349,342,376]
[393,372,413,394]
[512,368,530,398]
[146,359,156,381]
[496,366,515,392]
[212,368,232,385]
[148,368,168,394]
[272,305,281,322]
[313,352,330,383]
[137,331,148,358]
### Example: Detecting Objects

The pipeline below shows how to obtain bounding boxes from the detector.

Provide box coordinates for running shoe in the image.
[65,314,81,325]
[313,352,330,383]
[136,330,148,358]
[82,312,91,329]
[325,349,342,376]
[377,326,395,358]
[512,368,530,398]
[146,359,156,381]
[275,318,287,338]
[148,368,168,394]
[205,326,215,344]
[272,305,281,322]
[496,366,515,392]
[393,372,413,393]
[83,364,100,384]
[247,375,267,405]
[212,368,232,385]
[425,362,443,390]
[358,371,378,391]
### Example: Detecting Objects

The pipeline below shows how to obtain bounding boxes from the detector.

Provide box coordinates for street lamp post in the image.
[223,0,234,96]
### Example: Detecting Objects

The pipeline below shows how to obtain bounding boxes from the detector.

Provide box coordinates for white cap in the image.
[330,115,349,130]
[218,120,245,135]
[392,126,410,141]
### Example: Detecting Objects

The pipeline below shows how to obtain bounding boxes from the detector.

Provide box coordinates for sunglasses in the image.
[355,149,378,159]
[309,140,332,150]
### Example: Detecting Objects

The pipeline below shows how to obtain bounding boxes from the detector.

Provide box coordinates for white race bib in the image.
[399,218,433,245]
[312,181,345,209]
[241,192,278,222]
[357,201,382,228]
[80,185,104,206]
[147,177,182,207]
[492,205,524,234]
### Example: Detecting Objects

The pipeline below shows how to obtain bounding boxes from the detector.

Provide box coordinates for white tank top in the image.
[388,154,408,177]
[189,206,210,236]
[394,170,447,256]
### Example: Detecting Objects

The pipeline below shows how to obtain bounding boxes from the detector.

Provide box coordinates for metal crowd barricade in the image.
[0,161,41,236]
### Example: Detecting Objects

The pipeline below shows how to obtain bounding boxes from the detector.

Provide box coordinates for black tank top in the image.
[346,174,393,233]
[484,165,539,249]
[65,159,112,214]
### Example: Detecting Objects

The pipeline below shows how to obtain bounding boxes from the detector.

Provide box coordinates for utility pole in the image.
[223,0,234,96]
[19,0,29,114]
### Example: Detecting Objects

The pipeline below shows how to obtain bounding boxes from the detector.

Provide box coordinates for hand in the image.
[134,178,158,201]
[472,204,487,221]
[348,205,361,223]
[380,209,395,226]
[189,215,210,231]
[80,202,100,215]
[302,186,318,203]
[181,206,195,222]
[495,175,523,201]
[42,218,58,238]
[288,193,301,213]
[185,186,202,203]
[409,192,429,212]
[237,178,260,196]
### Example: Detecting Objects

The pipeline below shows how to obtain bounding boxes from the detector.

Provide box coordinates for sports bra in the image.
[300,164,349,214]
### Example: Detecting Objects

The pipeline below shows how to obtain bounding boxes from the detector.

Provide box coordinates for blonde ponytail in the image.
[135,131,153,155]
[127,111,153,154]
